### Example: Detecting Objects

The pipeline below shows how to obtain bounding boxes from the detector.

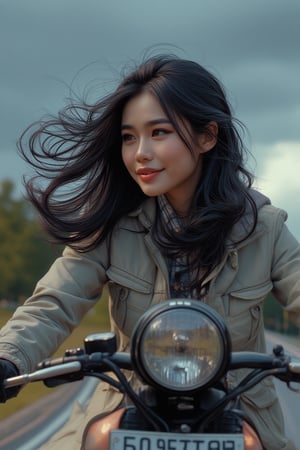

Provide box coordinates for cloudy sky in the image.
[1,0,300,238]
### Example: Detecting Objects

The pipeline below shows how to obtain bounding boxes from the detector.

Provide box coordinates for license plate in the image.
[109,429,244,450]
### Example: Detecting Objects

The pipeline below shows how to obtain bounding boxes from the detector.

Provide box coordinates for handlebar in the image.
[3,347,300,390]
[4,351,132,389]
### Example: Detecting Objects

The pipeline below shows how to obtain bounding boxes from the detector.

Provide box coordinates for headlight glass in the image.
[132,300,230,393]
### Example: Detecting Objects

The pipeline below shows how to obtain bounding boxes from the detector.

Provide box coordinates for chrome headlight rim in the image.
[131,299,231,394]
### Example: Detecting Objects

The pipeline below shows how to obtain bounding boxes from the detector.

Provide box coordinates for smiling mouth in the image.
[136,168,163,182]
[136,168,163,175]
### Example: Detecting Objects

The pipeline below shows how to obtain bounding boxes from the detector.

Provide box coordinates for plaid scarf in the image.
[157,195,200,299]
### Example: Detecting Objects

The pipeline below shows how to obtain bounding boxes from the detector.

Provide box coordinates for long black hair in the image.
[18,54,256,284]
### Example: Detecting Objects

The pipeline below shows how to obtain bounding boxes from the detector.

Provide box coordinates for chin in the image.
[139,187,164,197]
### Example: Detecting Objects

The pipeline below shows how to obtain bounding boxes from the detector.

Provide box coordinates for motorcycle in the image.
[4,299,300,450]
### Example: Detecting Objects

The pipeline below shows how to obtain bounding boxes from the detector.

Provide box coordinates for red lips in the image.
[136,167,163,175]
[136,167,163,182]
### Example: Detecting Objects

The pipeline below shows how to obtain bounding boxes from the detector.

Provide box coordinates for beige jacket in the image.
[0,190,300,449]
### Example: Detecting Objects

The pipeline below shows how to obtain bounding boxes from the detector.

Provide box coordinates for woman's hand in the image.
[0,359,20,403]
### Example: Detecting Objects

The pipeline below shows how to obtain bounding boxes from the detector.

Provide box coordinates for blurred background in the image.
[0,0,299,420]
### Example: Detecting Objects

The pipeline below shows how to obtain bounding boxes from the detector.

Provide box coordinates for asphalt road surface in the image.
[0,378,99,450]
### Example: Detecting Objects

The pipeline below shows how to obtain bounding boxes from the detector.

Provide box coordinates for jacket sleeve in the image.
[0,243,109,373]
[271,209,300,326]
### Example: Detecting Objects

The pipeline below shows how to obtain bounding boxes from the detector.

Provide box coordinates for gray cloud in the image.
[1,0,299,134]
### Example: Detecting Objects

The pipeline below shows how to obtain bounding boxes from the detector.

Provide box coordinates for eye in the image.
[122,133,135,143]
[152,128,170,137]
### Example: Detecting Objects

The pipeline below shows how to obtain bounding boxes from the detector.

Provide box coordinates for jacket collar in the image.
[127,190,272,287]
[129,189,271,241]
[128,198,156,229]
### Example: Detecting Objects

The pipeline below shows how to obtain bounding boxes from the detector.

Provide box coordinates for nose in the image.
[136,138,153,162]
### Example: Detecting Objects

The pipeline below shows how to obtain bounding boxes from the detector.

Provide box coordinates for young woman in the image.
[0,55,299,449]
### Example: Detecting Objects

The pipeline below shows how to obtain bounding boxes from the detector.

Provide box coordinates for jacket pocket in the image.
[107,266,153,336]
[225,281,272,350]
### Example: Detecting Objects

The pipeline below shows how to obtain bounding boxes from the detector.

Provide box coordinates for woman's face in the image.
[121,91,216,215]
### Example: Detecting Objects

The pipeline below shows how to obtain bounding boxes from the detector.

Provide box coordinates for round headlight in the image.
[131,300,231,394]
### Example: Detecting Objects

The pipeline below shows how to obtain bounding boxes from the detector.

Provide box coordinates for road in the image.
[0,378,99,450]
[0,332,299,449]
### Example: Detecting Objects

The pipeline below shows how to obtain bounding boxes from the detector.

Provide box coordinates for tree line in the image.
[0,179,59,305]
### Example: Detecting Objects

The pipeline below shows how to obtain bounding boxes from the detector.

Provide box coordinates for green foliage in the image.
[264,293,299,335]
[0,179,59,303]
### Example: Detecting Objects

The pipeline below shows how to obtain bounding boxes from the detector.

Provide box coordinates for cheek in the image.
[167,145,198,169]
[162,137,194,163]
[121,148,131,171]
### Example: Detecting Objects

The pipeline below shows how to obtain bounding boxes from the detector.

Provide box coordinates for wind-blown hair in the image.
[18,54,256,284]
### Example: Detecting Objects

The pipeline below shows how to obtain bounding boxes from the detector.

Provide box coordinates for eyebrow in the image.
[121,118,172,130]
